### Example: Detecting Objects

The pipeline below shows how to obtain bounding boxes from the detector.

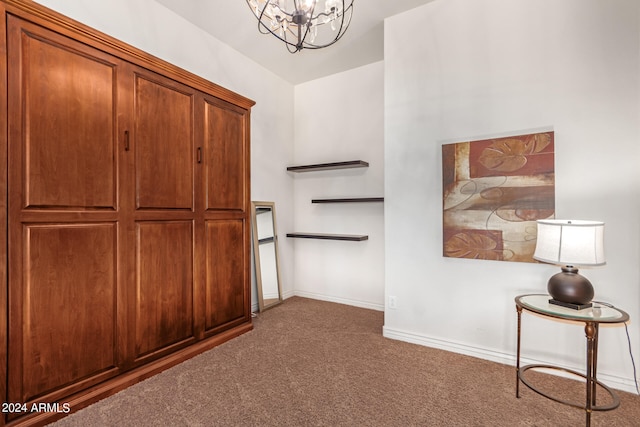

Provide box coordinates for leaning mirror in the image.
[251,201,283,311]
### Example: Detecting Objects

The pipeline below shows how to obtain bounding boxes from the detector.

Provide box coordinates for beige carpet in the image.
[51,297,640,426]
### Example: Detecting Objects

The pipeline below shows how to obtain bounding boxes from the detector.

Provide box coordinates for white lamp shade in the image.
[533,220,606,267]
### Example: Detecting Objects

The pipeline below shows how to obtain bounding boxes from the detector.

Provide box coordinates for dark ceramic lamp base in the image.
[547,266,594,310]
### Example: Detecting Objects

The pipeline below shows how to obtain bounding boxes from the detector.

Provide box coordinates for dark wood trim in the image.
[286,160,369,172]
[286,233,368,241]
[311,197,384,203]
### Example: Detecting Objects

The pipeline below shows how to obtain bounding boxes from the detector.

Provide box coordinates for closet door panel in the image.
[203,100,247,212]
[6,14,124,409]
[9,16,117,210]
[19,224,117,402]
[135,221,195,360]
[130,68,198,363]
[204,219,246,331]
[134,73,194,211]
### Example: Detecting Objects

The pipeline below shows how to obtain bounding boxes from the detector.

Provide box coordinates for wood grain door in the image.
[203,98,247,212]
[5,10,252,417]
[129,67,198,364]
[200,97,251,335]
[6,15,126,406]
[2,3,254,424]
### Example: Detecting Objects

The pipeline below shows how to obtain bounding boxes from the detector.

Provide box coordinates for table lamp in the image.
[533,219,605,310]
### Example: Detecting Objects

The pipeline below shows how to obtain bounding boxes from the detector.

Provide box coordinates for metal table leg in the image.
[516,305,522,398]
[585,321,599,427]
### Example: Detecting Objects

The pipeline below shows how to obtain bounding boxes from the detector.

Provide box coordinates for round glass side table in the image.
[515,294,629,427]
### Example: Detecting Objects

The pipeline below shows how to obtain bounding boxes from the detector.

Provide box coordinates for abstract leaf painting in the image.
[442,131,555,263]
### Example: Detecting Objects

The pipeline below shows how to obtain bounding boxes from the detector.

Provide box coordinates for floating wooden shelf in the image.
[286,160,369,172]
[311,197,384,204]
[286,233,368,241]
[287,160,374,242]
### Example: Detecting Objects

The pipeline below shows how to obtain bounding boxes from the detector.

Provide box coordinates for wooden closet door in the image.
[130,68,197,363]
[2,2,254,424]
[6,15,126,406]
[201,98,250,334]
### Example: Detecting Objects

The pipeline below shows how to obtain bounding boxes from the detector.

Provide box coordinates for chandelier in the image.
[246,0,354,53]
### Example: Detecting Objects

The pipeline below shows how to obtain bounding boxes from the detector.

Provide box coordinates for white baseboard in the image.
[383,326,639,395]
[292,290,385,312]
[282,289,296,300]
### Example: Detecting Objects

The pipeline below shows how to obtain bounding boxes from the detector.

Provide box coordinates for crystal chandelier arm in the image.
[249,0,297,48]
[311,10,337,22]
[251,0,297,30]
[302,2,353,49]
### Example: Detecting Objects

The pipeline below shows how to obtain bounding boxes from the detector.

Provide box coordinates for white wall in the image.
[384,0,640,393]
[33,0,296,309]
[292,62,385,310]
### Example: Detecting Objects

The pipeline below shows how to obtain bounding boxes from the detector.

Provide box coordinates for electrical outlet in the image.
[388,296,397,309]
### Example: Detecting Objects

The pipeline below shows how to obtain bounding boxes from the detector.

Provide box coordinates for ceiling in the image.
[155,0,434,85]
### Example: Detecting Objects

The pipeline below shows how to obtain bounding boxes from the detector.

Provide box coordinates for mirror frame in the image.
[251,201,283,312]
